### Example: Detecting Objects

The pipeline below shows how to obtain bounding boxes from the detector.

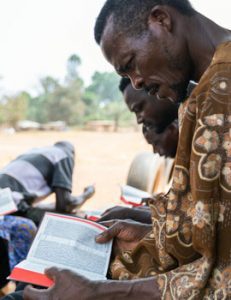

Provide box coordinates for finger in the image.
[96,222,120,243]
[99,220,117,227]
[100,208,112,217]
[101,205,119,216]
[24,285,48,300]
[45,267,61,280]
[97,214,113,222]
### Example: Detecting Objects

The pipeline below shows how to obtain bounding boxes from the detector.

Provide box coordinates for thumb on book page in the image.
[45,267,61,280]
[96,222,119,243]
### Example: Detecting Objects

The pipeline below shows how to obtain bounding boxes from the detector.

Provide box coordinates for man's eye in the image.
[124,57,134,72]
[133,103,142,113]
[145,84,159,96]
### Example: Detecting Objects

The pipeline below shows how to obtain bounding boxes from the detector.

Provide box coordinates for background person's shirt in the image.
[0,145,74,206]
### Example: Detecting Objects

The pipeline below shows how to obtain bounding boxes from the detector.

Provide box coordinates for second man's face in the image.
[124,84,178,157]
[124,84,177,132]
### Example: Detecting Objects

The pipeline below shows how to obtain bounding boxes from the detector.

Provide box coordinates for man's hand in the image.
[24,267,161,300]
[55,185,95,214]
[96,220,152,256]
[98,206,152,224]
[24,267,97,300]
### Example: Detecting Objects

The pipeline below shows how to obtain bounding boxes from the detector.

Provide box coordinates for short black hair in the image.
[94,0,195,44]
[119,77,131,93]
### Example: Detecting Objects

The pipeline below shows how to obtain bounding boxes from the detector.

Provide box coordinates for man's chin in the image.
[152,145,165,157]
[143,131,155,145]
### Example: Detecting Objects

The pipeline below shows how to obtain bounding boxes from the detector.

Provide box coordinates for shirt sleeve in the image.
[51,157,74,192]
[154,61,231,299]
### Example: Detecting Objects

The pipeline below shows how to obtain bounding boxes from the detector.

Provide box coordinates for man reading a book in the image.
[7,0,231,299]
[98,78,179,224]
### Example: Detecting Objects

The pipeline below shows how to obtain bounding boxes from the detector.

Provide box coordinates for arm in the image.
[28,189,73,213]
[98,206,152,224]
[24,268,161,300]
[54,187,72,213]
[54,185,95,213]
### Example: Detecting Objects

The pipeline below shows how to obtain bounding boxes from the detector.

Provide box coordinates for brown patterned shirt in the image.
[110,42,231,299]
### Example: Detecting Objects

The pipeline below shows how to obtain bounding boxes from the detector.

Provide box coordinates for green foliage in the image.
[44,79,85,125]
[0,54,134,128]
[0,92,29,127]
[27,77,60,123]
[83,71,133,127]
[86,71,122,103]
[66,54,81,82]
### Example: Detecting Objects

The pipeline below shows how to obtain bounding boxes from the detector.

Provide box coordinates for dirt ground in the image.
[0,129,151,211]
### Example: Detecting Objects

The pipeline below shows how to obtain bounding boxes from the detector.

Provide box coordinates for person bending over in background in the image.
[0,141,94,224]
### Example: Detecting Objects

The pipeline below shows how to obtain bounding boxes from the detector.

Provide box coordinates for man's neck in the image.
[186,13,231,82]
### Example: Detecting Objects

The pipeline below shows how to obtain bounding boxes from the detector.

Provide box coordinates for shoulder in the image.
[191,43,231,116]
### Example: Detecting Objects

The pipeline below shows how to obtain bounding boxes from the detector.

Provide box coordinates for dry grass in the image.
[0,130,151,210]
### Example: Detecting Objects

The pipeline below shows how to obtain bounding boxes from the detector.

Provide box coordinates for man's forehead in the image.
[124,85,136,104]
[100,15,116,52]
[100,16,131,66]
[125,85,147,105]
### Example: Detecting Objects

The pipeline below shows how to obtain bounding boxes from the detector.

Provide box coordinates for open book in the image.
[9,213,112,287]
[120,185,151,206]
[0,188,18,216]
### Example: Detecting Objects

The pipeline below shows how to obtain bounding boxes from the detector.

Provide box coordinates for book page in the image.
[0,188,18,215]
[11,213,112,284]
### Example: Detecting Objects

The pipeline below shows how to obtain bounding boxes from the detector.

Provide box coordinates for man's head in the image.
[95,0,196,104]
[143,120,179,158]
[120,77,178,158]
[54,141,75,158]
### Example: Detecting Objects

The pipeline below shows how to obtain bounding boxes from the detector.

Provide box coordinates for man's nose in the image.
[130,75,144,90]
[157,85,168,100]
[136,114,143,124]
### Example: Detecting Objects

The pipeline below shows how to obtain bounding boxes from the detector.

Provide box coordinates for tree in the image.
[66,54,81,82]
[40,76,60,94]
[27,77,60,123]
[0,55,134,129]
[44,79,85,125]
[0,92,30,127]
[83,71,133,128]
[85,71,122,104]
[27,69,86,126]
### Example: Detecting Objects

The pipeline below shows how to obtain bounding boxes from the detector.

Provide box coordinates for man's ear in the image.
[168,120,179,135]
[148,6,172,32]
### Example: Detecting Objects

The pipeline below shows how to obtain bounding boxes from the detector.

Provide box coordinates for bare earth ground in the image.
[0,130,151,211]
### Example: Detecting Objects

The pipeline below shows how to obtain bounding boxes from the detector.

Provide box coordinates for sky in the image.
[0,0,230,95]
